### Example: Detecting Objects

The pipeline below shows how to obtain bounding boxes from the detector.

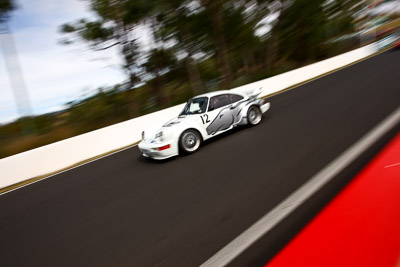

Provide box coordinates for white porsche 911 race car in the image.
[138,89,270,159]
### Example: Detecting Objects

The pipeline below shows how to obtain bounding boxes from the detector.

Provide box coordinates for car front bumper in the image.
[138,140,178,160]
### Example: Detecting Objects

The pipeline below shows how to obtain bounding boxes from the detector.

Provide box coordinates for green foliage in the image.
[276,0,329,63]
[0,0,14,23]
[59,0,363,92]
[60,23,75,33]
[144,48,177,76]
[60,20,113,45]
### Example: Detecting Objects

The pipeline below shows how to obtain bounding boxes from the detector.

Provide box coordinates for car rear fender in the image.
[240,100,261,118]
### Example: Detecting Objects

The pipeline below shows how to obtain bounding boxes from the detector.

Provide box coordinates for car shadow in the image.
[136,154,177,164]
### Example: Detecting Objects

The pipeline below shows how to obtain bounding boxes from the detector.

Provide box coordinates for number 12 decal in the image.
[201,114,210,124]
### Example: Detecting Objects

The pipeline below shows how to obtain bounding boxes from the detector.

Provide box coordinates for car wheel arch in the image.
[240,102,258,118]
[178,128,203,154]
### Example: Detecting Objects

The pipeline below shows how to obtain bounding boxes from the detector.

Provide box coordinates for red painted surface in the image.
[266,133,400,267]
[158,144,171,151]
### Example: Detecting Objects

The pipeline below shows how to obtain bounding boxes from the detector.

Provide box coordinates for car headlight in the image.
[154,131,164,143]
[142,131,145,140]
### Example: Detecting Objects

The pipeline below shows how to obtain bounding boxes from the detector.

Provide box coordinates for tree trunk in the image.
[243,51,256,77]
[243,56,250,76]
[202,0,232,89]
[265,34,278,71]
[149,76,165,108]
[186,55,204,95]
[159,74,172,106]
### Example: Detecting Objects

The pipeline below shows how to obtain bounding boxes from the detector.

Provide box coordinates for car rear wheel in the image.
[247,106,262,126]
[179,129,201,154]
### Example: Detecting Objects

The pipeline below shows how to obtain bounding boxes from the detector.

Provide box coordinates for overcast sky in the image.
[0,0,125,124]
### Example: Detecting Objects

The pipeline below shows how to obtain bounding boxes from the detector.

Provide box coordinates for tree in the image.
[156,1,211,95]
[0,0,14,23]
[274,0,329,63]
[143,48,177,106]
[60,0,154,87]
[223,4,263,78]
[201,0,233,89]
[323,0,363,39]
[59,0,363,110]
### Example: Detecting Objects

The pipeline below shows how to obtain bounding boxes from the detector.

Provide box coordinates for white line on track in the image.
[385,162,400,168]
[200,105,400,267]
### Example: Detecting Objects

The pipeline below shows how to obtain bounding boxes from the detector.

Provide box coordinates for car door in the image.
[205,94,235,136]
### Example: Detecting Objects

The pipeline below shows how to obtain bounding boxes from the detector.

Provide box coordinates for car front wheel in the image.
[247,106,262,126]
[179,129,201,154]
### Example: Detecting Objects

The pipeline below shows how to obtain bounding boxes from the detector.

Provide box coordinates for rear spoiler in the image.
[248,87,263,100]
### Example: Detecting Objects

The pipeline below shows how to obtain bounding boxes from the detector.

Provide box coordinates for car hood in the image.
[142,115,194,142]
[162,115,194,127]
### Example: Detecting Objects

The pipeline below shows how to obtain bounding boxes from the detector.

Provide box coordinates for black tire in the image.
[247,105,262,126]
[179,129,201,154]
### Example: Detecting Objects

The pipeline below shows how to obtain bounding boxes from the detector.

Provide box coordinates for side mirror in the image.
[208,105,214,111]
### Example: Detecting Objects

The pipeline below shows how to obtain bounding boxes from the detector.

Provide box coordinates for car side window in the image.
[209,94,231,110]
[230,94,244,103]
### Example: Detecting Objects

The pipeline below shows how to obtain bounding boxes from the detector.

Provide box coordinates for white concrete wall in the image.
[0,44,377,189]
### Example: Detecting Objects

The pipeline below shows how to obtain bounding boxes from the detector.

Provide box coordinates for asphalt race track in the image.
[1,49,399,267]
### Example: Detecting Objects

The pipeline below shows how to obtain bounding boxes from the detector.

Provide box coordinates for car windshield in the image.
[180,97,208,116]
